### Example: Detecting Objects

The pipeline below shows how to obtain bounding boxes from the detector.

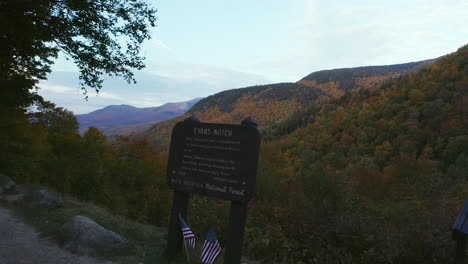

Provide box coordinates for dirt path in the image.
[0,206,114,264]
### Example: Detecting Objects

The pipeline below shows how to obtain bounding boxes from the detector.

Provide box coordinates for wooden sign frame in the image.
[166,116,260,264]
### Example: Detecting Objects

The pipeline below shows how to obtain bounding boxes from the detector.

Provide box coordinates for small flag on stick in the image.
[179,214,196,249]
[200,227,222,264]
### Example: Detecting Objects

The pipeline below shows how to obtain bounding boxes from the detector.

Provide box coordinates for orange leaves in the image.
[193,93,304,127]
[299,79,344,99]
[341,134,354,144]
[440,119,462,132]
[365,95,379,104]
[354,73,401,90]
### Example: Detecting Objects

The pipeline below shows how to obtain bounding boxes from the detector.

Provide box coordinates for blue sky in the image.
[38,0,468,114]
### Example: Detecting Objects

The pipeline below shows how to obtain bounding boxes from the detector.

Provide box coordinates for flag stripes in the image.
[179,214,196,249]
[200,227,222,264]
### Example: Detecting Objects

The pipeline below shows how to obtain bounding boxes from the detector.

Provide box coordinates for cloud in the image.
[38,84,75,93]
[127,97,165,108]
[247,0,468,82]
[150,36,177,54]
[146,61,270,89]
[91,91,123,100]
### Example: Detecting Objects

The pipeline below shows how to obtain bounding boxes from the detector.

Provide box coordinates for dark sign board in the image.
[167,120,260,202]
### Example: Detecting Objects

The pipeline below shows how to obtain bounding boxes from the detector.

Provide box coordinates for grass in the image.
[1,184,259,264]
[1,184,189,264]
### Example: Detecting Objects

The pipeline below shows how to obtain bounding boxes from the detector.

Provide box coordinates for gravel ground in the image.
[0,206,114,264]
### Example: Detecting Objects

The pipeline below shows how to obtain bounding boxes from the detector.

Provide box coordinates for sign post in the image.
[166,115,261,263]
[167,190,190,256]
[224,117,257,264]
[224,201,248,264]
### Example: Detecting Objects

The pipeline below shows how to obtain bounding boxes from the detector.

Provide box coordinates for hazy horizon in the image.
[37,0,468,114]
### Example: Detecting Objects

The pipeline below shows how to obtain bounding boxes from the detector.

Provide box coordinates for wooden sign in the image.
[166,116,260,264]
[167,119,261,202]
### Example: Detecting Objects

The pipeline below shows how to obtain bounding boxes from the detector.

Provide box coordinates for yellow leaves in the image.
[354,73,401,90]
[408,89,425,102]
[420,146,434,160]
[191,94,304,127]
[374,141,393,164]
[357,105,374,123]
[299,79,343,99]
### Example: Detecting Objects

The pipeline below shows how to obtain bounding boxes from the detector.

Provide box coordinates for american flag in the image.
[200,227,222,264]
[178,214,196,249]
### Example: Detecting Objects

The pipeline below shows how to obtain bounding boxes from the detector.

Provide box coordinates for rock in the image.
[20,189,64,208]
[0,174,15,194]
[3,194,24,203]
[62,216,132,255]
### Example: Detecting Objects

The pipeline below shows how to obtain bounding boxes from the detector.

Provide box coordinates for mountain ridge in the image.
[298,59,435,98]
[76,97,202,136]
[140,58,436,152]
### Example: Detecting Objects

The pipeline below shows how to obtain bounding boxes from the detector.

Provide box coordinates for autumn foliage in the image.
[1,45,466,264]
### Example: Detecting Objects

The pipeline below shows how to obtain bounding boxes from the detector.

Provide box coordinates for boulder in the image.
[0,174,15,194]
[62,216,132,255]
[3,194,24,203]
[20,189,64,208]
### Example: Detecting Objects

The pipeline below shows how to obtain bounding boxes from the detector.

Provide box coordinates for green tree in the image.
[73,127,110,201]
[0,0,157,97]
[0,0,157,181]
[35,101,79,135]
[31,101,83,192]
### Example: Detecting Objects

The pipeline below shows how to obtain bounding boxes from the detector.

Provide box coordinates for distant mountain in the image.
[77,97,202,136]
[138,58,435,152]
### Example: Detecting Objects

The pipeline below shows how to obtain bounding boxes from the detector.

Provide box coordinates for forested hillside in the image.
[298,60,435,101]
[139,82,325,152]
[238,44,467,263]
[129,46,466,263]
[1,41,465,264]
[141,59,434,153]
